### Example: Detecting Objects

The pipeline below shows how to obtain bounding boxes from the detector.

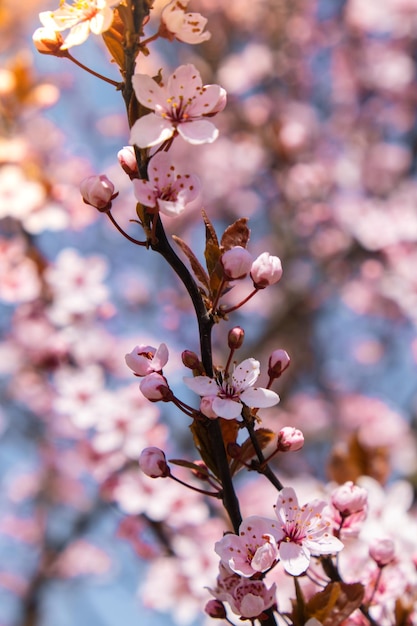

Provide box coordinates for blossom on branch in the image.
[125,343,169,377]
[133,152,200,217]
[215,516,279,577]
[39,0,119,49]
[130,64,226,148]
[160,0,211,44]
[272,487,344,576]
[183,357,279,420]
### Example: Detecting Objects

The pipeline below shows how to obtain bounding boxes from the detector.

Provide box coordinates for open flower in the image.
[183,357,279,420]
[215,516,279,577]
[125,343,169,377]
[39,0,118,49]
[133,152,200,217]
[130,64,226,148]
[160,0,211,44]
[272,487,344,576]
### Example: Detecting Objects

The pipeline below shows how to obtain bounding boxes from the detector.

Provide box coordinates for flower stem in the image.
[65,51,122,87]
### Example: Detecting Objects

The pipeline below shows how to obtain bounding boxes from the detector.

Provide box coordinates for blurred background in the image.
[1,0,417,624]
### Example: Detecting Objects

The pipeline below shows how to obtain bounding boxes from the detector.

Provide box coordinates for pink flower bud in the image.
[117,146,138,179]
[331,481,368,517]
[228,326,245,350]
[80,175,117,211]
[369,537,395,566]
[268,349,290,379]
[182,350,203,372]
[139,373,171,402]
[200,396,218,419]
[221,246,253,280]
[205,599,227,619]
[277,427,304,452]
[32,27,64,55]
[250,252,283,288]
[139,447,170,478]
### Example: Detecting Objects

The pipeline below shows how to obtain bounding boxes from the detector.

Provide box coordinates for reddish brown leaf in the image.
[229,428,276,475]
[220,218,250,251]
[172,235,210,293]
[305,582,365,626]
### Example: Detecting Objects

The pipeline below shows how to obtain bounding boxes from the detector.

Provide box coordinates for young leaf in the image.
[229,428,275,475]
[202,209,221,276]
[304,582,365,626]
[172,235,210,293]
[220,218,250,251]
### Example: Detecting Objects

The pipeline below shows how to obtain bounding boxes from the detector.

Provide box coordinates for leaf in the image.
[220,218,250,251]
[190,419,219,477]
[172,235,210,293]
[101,12,125,69]
[229,428,276,475]
[305,582,365,626]
[202,209,221,276]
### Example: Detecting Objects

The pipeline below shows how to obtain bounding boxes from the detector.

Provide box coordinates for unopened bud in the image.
[331,481,368,517]
[80,174,117,212]
[369,537,395,567]
[268,349,290,379]
[139,447,170,478]
[228,326,245,350]
[205,599,227,619]
[250,252,283,289]
[117,146,139,179]
[32,27,65,55]
[221,246,253,280]
[191,460,210,481]
[277,427,304,452]
[182,350,203,372]
[139,373,171,402]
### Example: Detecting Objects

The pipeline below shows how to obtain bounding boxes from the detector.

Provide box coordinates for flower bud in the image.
[182,350,203,372]
[369,537,395,567]
[228,326,245,350]
[205,599,227,619]
[268,349,290,379]
[80,174,117,212]
[221,246,253,280]
[32,27,64,55]
[331,481,368,517]
[250,252,283,289]
[277,427,304,452]
[139,373,171,402]
[139,447,170,478]
[117,146,138,179]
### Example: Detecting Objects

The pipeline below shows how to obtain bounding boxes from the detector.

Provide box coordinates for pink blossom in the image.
[80,174,116,211]
[268,349,291,379]
[129,64,226,148]
[331,481,368,517]
[277,426,304,452]
[125,343,169,377]
[161,0,211,44]
[117,146,138,178]
[183,357,279,420]
[139,372,171,402]
[221,246,253,279]
[273,487,344,576]
[215,516,279,577]
[250,252,283,288]
[32,27,64,54]
[133,152,200,217]
[210,562,276,619]
[369,537,395,566]
[139,447,170,478]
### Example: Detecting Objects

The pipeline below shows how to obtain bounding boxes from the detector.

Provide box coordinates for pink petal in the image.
[306,536,344,555]
[183,375,217,396]
[151,343,169,370]
[130,114,174,148]
[232,358,260,389]
[177,120,219,144]
[166,64,203,100]
[212,397,242,420]
[132,179,157,207]
[279,541,310,576]
[240,387,280,408]
[187,84,223,116]
[132,74,167,110]
[157,196,187,217]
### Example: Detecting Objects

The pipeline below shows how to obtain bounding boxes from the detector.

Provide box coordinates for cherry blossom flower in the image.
[133,152,200,217]
[210,562,277,619]
[183,357,279,420]
[139,447,170,478]
[215,516,279,577]
[220,246,253,279]
[129,64,226,148]
[277,427,304,452]
[160,0,211,44]
[80,174,116,211]
[39,0,119,49]
[272,487,344,576]
[125,343,169,377]
[250,252,283,288]
[331,481,368,517]
[139,372,171,402]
